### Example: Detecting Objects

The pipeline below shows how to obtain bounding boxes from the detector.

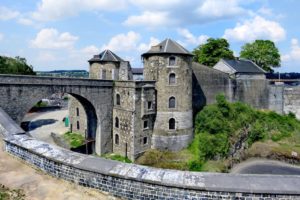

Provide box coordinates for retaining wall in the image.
[1,109,300,199]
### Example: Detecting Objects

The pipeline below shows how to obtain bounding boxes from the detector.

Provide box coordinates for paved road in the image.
[231,159,300,175]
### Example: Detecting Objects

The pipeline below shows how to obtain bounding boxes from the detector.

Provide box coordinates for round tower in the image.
[142,39,193,151]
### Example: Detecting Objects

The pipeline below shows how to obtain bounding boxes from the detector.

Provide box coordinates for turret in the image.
[142,39,193,151]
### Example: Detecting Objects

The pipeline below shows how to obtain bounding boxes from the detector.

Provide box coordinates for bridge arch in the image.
[0,75,114,155]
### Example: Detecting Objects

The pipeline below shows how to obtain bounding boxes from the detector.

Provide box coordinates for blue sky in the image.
[0,0,299,72]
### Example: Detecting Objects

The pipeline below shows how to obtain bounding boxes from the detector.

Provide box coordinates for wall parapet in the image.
[2,134,300,199]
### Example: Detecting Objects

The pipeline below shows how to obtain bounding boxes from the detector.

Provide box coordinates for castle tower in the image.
[88,49,132,80]
[142,39,193,151]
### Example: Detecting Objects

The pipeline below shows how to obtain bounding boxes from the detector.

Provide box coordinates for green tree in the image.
[0,56,35,75]
[192,38,234,67]
[240,40,281,72]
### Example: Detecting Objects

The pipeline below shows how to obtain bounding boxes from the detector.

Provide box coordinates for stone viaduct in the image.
[0,74,114,155]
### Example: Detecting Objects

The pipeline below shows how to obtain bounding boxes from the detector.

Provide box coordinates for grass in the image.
[63,131,85,148]
[0,184,25,200]
[102,154,132,163]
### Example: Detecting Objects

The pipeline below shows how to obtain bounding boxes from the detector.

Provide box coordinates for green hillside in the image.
[137,95,300,172]
[0,56,36,75]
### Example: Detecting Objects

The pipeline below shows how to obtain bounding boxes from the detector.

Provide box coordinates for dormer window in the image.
[169,56,176,66]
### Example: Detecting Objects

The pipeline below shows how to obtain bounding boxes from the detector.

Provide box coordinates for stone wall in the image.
[2,134,300,200]
[68,96,87,135]
[283,85,300,119]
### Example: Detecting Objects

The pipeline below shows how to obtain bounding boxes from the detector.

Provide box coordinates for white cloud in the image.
[125,0,248,28]
[223,16,286,42]
[31,0,127,21]
[37,52,56,62]
[18,17,35,26]
[282,39,300,62]
[0,6,19,21]
[196,0,245,19]
[138,37,160,52]
[177,28,209,46]
[101,31,141,52]
[31,28,79,49]
[81,45,100,56]
[123,11,176,28]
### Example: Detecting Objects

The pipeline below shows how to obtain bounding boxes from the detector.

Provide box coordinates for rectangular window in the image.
[147,101,152,110]
[143,120,148,129]
[102,69,106,79]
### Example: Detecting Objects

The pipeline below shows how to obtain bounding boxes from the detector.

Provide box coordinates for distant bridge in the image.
[0,74,114,155]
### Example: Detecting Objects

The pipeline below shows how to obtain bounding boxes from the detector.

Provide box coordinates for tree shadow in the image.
[22,119,58,131]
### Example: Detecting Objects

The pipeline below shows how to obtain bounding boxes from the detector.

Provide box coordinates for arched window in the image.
[76,107,79,116]
[115,134,119,145]
[169,118,175,130]
[115,117,119,128]
[169,73,176,85]
[116,94,120,105]
[169,97,176,108]
[76,121,80,130]
[169,56,176,66]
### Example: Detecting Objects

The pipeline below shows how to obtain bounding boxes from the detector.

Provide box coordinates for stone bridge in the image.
[0,74,114,155]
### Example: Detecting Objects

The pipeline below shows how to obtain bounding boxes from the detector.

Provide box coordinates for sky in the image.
[0,0,300,72]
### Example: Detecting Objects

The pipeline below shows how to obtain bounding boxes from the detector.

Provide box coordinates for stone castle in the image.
[68,38,300,160]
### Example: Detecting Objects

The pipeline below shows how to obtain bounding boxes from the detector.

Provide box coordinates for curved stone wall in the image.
[1,110,300,199]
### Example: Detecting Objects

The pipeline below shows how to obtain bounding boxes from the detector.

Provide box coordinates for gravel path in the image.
[0,139,117,200]
[23,109,69,145]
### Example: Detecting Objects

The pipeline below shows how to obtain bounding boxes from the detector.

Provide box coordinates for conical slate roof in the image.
[142,38,193,57]
[88,49,124,63]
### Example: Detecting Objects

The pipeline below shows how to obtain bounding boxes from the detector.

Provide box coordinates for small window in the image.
[169,118,175,130]
[76,107,79,116]
[115,117,119,128]
[147,101,152,110]
[116,94,120,105]
[169,97,176,108]
[102,69,106,79]
[169,56,176,66]
[143,137,148,144]
[169,73,176,85]
[143,120,149,129]
[76,121,80,130]
[115,134,119,145]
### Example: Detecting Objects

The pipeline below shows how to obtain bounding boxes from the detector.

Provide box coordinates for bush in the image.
[63,131,85,148]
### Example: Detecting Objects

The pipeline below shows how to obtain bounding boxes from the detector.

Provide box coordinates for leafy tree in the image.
[240,40,281,72]
[0,56,35,75]
[192,38,234,67]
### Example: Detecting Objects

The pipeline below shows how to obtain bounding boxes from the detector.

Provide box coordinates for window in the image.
[76,107,79,116]
[169,118,175,130]
[116,94,120,105]
[143,137,148,144]
[115,117,119,128]
[115,134,119,145]
[169,73,176,85]
[143,120,149,129]
[147,101,152,110]
[76,121,80,130]
[169,97,176,108]
[101,69,106,79]
[169,56,176,66]
[112,69,115,80]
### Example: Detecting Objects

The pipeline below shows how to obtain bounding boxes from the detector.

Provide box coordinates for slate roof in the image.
[222,58,266,74]
[142,38,193,57]
[131,68,143,74]
[88,49,124,63]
